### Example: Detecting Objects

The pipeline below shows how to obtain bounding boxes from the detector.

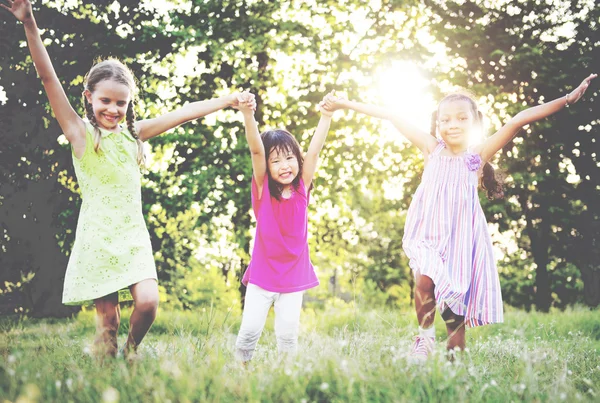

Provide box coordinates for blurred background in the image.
[1,0,598,317]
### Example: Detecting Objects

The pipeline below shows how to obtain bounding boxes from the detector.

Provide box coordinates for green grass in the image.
[1,305,599,402]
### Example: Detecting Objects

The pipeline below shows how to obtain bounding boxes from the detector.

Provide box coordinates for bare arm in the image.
[237,97,266,197]
[136,94,243,141]
[475,73,597,162]
[3,0,85,146]
[302,93,335,188]
[324,96,437,154]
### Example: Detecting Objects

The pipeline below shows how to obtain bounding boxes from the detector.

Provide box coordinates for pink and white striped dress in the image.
[403,140,503,327]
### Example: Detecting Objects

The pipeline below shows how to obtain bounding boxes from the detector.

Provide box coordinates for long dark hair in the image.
[260,129,304,201]
[431,93,504,199]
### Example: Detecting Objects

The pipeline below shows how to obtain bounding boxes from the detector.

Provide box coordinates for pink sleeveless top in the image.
[241,177,319,292]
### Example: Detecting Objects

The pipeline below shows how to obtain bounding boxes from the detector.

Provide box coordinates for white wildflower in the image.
[102,386,119,403]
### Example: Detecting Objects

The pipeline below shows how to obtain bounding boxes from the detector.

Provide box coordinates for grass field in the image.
[1,304,599,402]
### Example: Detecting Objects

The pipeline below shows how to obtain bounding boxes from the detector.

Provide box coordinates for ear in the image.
[83,89,92,104]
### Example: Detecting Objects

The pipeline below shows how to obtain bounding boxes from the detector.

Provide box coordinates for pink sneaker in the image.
[409,335,435,362]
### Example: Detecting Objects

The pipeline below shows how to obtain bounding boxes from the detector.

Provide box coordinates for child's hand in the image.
[322,91,347,112]
[566,73,597,105]
[1,0,34,23]
[318,91,344,117]
[232,91,256,114]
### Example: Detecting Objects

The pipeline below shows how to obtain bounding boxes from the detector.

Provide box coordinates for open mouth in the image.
[103,114,119,123]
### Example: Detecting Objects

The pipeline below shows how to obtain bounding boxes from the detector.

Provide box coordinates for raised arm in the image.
[476,73,597,163]
[324,95,437,154]
[235,94,266,196]
[3,0,85,145]
[302,92,336,188]
[136,93,249,141]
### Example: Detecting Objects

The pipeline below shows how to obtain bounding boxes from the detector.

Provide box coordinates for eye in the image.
[101,99,110,104]
[117,101,127,107]
[287,155,294,160]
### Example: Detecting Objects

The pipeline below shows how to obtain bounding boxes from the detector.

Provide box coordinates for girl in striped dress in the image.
[322,74,596,359]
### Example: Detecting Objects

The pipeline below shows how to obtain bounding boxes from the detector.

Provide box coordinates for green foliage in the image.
[2,0,598,317]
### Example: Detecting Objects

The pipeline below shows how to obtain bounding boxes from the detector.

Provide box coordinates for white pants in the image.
[235,283,304,361]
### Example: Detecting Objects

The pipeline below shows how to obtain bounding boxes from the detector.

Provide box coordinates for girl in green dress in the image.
[3,0,256,358]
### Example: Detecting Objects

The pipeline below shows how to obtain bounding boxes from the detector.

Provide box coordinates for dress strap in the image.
[430,139,445,156]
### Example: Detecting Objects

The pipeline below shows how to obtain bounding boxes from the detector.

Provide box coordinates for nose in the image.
[107,104,118,114]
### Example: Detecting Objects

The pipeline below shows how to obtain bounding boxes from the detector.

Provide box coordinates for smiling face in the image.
[261,129,304,199]
[84,79,131,130]
[268,146,300,186]
[437,99,478,149]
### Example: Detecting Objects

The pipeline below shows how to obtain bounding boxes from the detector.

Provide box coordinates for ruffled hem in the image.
[405,241,503,328]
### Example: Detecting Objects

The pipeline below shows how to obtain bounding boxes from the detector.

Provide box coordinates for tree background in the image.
[1,0,598,317]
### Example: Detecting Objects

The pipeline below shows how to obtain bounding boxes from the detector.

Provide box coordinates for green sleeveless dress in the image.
[62,122,157,305]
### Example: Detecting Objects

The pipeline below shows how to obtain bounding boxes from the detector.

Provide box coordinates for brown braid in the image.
[481,163,503,199]
[126,101,145,166]
[474,110,504,199]
[84,98,102,153]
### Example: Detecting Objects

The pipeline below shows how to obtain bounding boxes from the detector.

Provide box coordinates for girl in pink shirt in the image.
[235,92,336,362]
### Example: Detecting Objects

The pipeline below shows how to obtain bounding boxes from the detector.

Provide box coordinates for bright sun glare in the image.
[376,61,486,145]
[376,60,435,140]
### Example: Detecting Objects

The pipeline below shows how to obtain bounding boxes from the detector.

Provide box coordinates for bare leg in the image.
[124,279,159,356]
[94,293,120,358]
[414,273,436,328]
[442,309,465,354]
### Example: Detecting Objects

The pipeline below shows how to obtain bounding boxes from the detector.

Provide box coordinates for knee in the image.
[135,293,159,319]
[275,319,299,340]
[237,322,263,342]
[415,274,435,294]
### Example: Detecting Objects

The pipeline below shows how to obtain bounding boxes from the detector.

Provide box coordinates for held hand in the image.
[319,91,342,117]
[322,91,347,112]
[318,101,333,117]
[1,0,34,23]
[566,73,597,105]
[232,91,256,114]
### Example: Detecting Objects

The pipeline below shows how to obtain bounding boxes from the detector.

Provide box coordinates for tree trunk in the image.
[520,193,552,312]
[581,265,600,308]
